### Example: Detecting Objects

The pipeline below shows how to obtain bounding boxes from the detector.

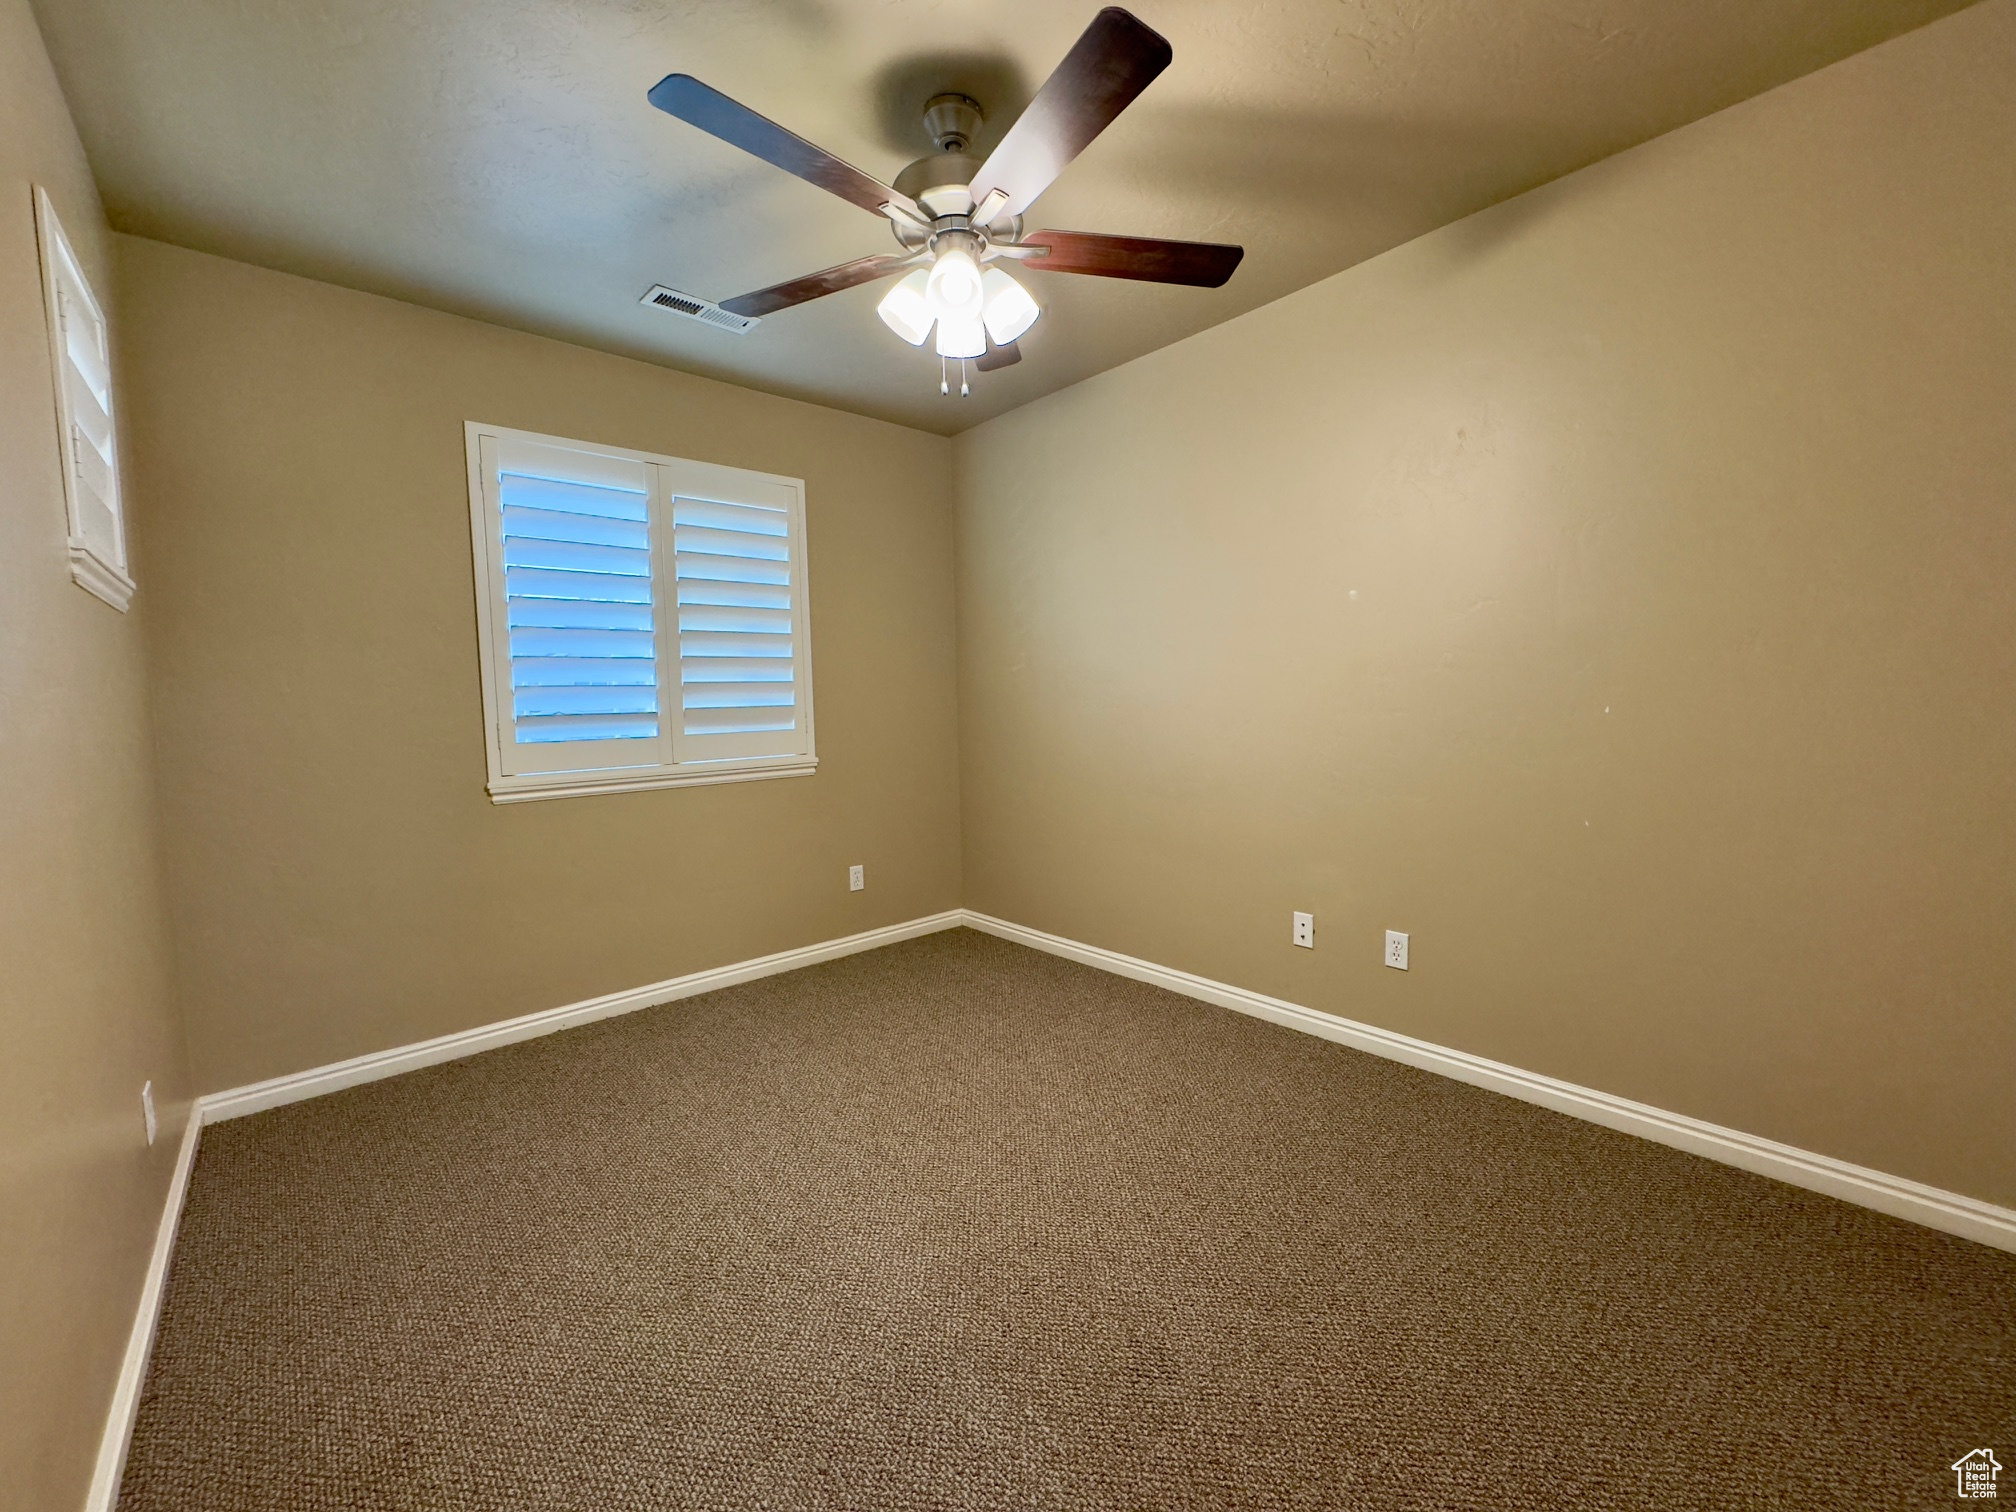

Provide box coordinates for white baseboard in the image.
[85,1106,202,1512]
[187,903,2014,1254]
[960,911,2016,1255]
[198,911,966,1124]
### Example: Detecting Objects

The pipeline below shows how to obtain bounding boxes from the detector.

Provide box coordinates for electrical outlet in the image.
[848,864,865,892]
[1385,930,1409,971]
[1291,911,1314,949]
[141,1081,157,1145]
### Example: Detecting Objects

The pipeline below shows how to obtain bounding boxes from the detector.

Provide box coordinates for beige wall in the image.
[10,2,2003,1501]
[955,0,2016,1207]
[117,238,962,1095]
[0,1,193,1508]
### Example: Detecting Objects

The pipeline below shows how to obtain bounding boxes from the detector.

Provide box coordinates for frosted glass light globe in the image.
[926,247,984,321]
[876,269,933,346]
[934,314,986,360]
[980,268,1039,345]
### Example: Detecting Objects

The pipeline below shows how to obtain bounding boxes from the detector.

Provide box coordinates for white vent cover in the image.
[640,285,759,334]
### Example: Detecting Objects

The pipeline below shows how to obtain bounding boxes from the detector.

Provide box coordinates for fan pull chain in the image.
[960,357,970,398]
[940,354,949,396]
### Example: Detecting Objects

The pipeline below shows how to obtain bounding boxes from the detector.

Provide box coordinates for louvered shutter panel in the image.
[35,187,131,609]
[56,281,121,567]
[480,435,667,776]
[669,477,810,764]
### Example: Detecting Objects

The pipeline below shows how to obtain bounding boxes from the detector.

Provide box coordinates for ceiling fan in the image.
[647,6,1243,396]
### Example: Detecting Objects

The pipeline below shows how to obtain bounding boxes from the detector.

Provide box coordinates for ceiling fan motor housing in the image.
[893,155,1021,246]
[893,151,985,211]
[891,95,1024,241]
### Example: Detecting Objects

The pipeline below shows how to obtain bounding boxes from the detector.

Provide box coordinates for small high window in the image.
[36,187,132,611]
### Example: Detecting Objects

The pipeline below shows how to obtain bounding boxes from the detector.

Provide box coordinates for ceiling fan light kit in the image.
[647,6,1243,397]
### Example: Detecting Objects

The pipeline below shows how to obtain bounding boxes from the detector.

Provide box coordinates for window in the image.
[465,422,816,802]
[35,187,132,611]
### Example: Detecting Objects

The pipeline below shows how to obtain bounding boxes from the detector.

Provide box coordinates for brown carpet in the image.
[123,929,2014,1510]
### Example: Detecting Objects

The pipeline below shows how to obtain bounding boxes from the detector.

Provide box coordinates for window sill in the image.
[487,757,818,804]
[70,545,135,612]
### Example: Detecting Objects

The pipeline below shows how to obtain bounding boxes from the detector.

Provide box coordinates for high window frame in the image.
[35,186,133,611]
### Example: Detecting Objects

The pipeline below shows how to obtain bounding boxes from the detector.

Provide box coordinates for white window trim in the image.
[34,186,134,612]
[464,421,818,803]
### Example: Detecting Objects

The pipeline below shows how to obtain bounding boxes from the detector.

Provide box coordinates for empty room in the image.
[4,0,2012,1506]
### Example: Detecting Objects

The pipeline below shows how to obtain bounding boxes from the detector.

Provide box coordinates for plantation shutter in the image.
[480,434,665,777]
[35,187,132,609]
[55,277,120,568]
[468,424,814,800]
[668,473,810,764]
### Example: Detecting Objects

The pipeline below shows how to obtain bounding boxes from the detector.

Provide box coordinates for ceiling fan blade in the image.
[1017,230,1243,287]
[648,74,923,222]
[719,253,918,318]
[967,8,1171,220]
[975,340,1022,372]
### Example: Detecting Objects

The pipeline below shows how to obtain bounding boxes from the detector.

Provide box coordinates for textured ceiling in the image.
[33,0,1975,434]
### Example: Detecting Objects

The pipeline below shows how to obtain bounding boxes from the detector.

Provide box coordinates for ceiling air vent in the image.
[640,285,759,334]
